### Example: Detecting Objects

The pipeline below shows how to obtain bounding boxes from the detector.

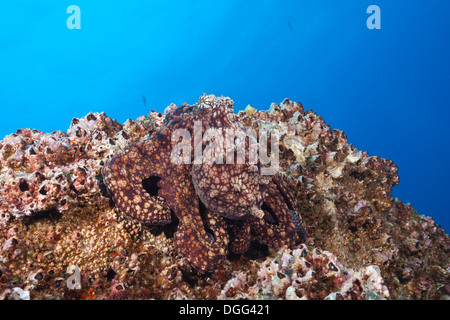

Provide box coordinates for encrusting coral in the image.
[0,94,448,300]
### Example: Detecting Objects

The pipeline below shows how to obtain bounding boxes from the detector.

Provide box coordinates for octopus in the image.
[103,94,306,273]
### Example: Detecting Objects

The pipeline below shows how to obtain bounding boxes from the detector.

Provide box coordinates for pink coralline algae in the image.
[0,112,157,222]
[0,95,448,300]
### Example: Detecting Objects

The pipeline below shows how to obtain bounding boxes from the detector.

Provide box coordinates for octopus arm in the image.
[250,180,301,248]
[227,219,252,254]
[102,140,172,225]
[173,194,229,273]
[272,174,307,241]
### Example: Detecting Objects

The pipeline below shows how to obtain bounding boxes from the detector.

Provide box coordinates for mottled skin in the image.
[103,94,305,272]
[191,95,267,220]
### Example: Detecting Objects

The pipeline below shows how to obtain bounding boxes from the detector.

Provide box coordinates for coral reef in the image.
[218,244,389,300]
[0,95,448,300]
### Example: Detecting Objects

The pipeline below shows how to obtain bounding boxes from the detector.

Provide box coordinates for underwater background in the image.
[0,0,449,231]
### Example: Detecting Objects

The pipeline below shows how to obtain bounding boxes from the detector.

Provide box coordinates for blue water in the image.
[0,1,449,231]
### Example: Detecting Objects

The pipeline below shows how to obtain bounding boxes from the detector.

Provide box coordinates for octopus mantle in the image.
[103,94,305,273]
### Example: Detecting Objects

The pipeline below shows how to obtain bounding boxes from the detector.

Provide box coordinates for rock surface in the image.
[0,98,448,300]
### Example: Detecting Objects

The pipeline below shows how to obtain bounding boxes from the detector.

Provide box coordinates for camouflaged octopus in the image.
[103,94,306,273]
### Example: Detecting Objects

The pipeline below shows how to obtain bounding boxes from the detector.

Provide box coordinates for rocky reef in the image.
[0,96,448,300]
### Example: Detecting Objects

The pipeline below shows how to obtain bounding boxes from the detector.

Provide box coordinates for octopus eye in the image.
[142,176,161,197]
